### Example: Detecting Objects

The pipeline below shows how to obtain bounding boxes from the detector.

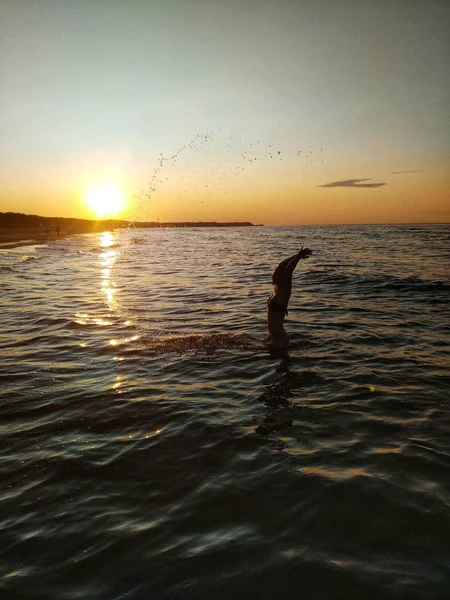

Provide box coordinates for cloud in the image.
[390,170,423,175]
[318,178,386,188]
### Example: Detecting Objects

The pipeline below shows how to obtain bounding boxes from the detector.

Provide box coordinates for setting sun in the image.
[86,184,126,219]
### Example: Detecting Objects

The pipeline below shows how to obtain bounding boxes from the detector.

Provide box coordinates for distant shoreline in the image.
[0,212,260,249]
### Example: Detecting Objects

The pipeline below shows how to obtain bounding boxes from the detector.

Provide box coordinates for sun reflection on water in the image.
[99,232,118,311]
[99,231,115,248]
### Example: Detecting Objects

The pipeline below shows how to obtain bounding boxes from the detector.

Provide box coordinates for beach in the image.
[0,223,124,249]
[1,223,449,599]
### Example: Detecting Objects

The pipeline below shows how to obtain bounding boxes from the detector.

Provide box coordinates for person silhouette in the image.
[267,246,313,351]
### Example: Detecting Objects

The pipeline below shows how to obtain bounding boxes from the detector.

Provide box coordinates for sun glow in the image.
[86,184,126,219]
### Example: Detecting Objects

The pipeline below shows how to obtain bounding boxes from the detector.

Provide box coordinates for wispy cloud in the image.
[390,170,423,175]
[318,178,386,188]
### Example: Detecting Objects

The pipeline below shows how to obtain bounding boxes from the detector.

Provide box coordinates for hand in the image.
[298,246,313,258]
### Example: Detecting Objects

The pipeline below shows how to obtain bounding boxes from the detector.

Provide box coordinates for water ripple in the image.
[0,225,449,599]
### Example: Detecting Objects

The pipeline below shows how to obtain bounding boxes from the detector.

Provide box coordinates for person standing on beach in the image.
[267,246,313,350]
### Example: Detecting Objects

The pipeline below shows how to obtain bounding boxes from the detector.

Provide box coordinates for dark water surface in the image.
[1,225,449,599]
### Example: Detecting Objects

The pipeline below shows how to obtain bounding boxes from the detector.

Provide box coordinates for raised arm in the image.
[285,246,313,274]
[272,247,313,304]
[276,252,301,272]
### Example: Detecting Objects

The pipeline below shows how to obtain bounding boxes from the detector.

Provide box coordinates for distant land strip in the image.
[0,212,259,228]
[0,212,261,249]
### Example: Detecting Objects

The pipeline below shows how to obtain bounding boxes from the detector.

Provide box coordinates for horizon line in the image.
[1,211,449,228]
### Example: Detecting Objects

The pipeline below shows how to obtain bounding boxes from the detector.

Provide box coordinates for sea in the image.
[1,224,449,600]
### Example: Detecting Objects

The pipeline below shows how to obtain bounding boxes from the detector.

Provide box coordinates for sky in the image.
[0,0,449,225]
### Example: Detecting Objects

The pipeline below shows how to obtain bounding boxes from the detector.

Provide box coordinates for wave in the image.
[380,277,448,292]
[19,255,38,263]
[79,246,119,254]
[304,270,449,294]
[143,332,263,354]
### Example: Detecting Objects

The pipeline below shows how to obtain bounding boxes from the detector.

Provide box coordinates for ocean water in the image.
[0,224,449,600]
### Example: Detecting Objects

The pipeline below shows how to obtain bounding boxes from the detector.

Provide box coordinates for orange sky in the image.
[2,157,448,226]
[1,0,449,225]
